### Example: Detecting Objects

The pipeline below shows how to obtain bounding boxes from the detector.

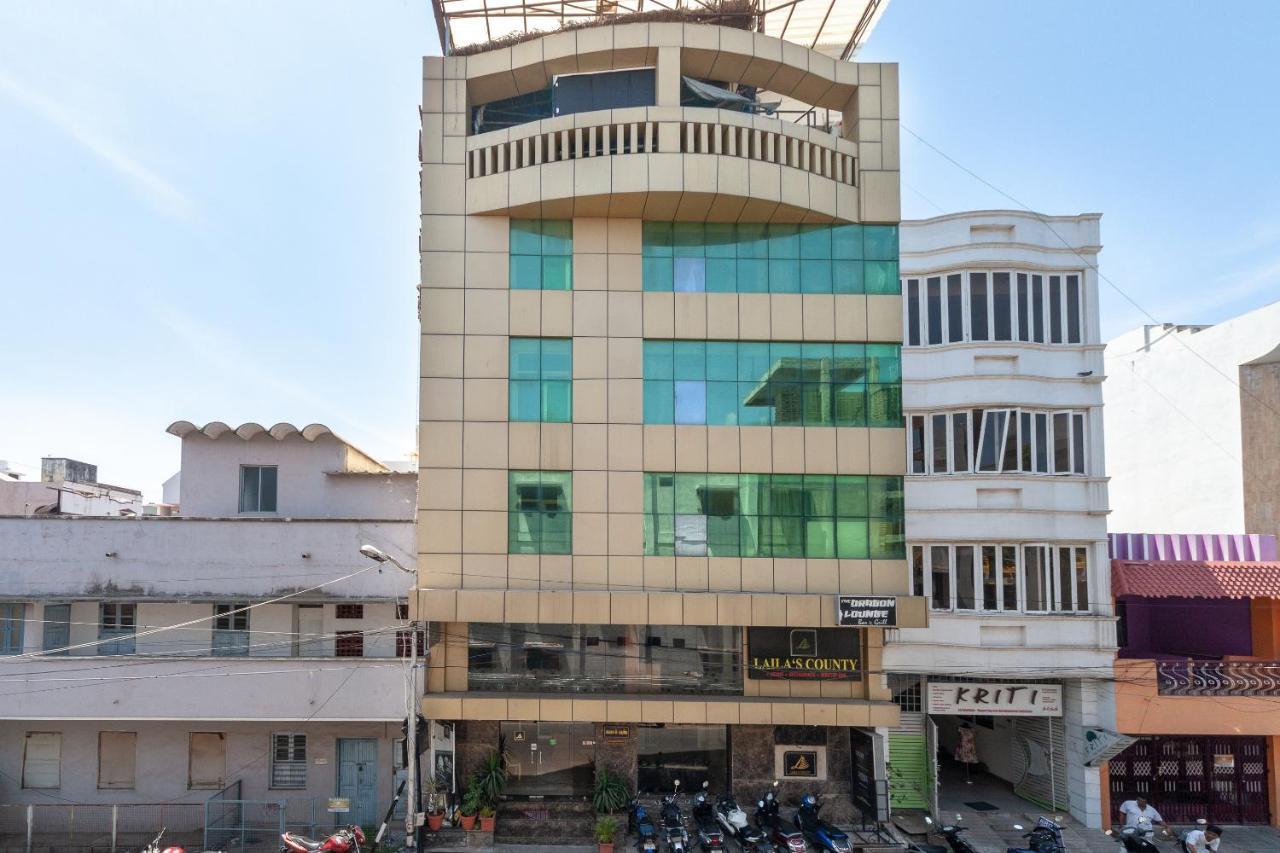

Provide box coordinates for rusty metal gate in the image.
[1109,736,1270,824]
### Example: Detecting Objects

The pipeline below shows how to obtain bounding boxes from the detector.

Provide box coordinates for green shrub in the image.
[594,815,620,844]
[592,767,631,814]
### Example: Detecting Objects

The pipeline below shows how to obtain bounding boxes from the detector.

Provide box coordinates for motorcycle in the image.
[794,793,852,853]
[755,784,805,853]
[1007,817,1065,853]
[920,816,975,853]
[691,783,726,851]
[713,790,773,853]
[629,797,660,852]
[660,780,691,853]
[1105,823,1159,853]
[280,825,366,853]
[140,828,224,853]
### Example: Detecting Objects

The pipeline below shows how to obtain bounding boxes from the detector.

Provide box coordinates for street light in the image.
[359,544,420,848]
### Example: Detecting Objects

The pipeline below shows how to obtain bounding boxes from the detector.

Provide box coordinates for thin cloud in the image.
[1155,255,1280,323]
[0,69,195,221]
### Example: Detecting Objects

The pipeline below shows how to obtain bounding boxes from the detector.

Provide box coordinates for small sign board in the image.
[327,797,351,813]
[927,682,1062,717]
[783,750,819,778]
[603,725,630,743]
[837,596,897,627]
[513,730,527,743]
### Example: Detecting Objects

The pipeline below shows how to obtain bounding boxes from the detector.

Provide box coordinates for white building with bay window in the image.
[883,210,1116,829]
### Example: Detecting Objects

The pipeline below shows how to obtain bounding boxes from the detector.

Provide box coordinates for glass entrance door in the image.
[501,722,595,797]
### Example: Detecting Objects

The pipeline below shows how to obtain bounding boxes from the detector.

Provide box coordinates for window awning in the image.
[1112,560,1280,600]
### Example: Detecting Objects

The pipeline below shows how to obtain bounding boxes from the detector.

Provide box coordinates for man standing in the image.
[1117,796,1164,832]
[1183,824,1222,852]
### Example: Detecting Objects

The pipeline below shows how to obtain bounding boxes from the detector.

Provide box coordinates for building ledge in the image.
[421,692,900,727]
[419,589,928,628]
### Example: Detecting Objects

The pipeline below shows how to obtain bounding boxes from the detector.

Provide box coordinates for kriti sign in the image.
[748,628,861,681]
[927,682,1062,717]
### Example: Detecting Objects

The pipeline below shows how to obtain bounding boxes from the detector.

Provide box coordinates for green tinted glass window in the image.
[643,473,904,559]
[510,220,573,290]
[509,338,572,422]
[509,471,572,554]
[644,339,901,428]
[641,223,899,294]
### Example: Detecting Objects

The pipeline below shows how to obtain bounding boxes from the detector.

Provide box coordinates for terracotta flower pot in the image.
[426,813,443,831]
[598,843,614,853]
[479,815,496,832]
[460,814,477,830]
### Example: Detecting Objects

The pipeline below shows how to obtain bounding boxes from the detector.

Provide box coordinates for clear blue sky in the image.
[2,0,1277,498]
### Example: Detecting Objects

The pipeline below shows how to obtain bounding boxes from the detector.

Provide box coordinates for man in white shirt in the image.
[1118,796,1164,831]
[1183,824,1222,852]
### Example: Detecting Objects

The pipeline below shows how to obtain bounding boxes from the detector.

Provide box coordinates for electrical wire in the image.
[899,122,1280,422]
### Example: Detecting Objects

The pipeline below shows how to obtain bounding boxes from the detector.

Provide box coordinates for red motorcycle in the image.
[280,825,366,853]
[140,828,223,853]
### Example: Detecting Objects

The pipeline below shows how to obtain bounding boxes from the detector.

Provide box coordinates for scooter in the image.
[1105,823,1160,853]
[794,793,852,853]
[713,790,773,853]
[629,797,660,852]
[919,816,976,853]
[1006,817,1065,853]
[691,783,726,851]
[755,783,806,853]
[660,780,691,853]
[280,825,366,853]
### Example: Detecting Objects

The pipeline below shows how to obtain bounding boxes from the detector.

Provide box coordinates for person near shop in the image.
[1117,796,1164,831]
[1183,824,1222,852]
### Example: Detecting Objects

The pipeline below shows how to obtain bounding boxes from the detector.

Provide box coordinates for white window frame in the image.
[910,543,1090,615]
[907,407,1088,477]
[902,269,1085,347]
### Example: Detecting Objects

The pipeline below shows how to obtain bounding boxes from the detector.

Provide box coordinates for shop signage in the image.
[513,730,527,743]
[1214,754,1235,771]
[782,750,819,778]
[604,725,630,743]
[837,596,897,627]
[748,628,861,681]
[326,797,351,813]
[927,682,1062,717]
[1082,729,1136,767]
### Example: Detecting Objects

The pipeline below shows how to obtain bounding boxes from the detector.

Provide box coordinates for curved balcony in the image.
[462,106,862,220]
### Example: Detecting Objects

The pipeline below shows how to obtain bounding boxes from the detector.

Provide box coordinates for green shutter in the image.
[888,734,930,810]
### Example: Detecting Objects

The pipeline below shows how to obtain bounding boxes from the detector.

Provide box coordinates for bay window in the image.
[905,270,1084,346]
[907,408,1088,475]
[910,543,1091,614]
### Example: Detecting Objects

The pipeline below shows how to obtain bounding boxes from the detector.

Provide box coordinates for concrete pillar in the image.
[656,46,682,107]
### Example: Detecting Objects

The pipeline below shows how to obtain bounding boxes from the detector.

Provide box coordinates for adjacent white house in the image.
[884,211,1116,828]
[0,422,418,849]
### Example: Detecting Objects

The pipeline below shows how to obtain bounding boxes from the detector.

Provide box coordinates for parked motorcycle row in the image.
[134,823,369,853]
[628,781,852,853]
[909,815,1067,853]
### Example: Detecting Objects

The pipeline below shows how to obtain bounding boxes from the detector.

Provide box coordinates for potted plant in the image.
[594,815,620,853]
[459,778,482,830]
[424,779,445,832]
[474,749,509,809]
[478,804,496,832]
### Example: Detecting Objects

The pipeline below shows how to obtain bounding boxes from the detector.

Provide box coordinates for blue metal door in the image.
[337,738,379,826]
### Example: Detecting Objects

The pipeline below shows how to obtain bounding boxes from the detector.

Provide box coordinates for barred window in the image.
[335,604,364,620]
[271,733,307,789]
[336,631,364,657]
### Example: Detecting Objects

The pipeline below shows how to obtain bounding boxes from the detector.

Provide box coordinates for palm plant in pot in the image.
[594,815,620,853]
[458,777,482,830]
[424,778,446,832]
[474,747,508,831]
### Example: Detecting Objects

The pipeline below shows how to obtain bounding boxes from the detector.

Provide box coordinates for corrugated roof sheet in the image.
[1112,560,1280,600]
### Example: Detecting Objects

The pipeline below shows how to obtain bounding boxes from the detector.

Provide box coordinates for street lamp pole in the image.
[359,545,420,848]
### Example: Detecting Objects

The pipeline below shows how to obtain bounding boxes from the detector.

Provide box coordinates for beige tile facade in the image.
[419,23,910,723]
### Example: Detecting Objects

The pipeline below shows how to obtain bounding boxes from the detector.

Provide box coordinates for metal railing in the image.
[0,802,202,853]
[204,793,319,852]
[1156,660,1280,696]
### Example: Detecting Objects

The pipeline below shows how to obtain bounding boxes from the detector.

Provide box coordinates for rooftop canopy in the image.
[432,0,889,60]
[1113,559,1280,600]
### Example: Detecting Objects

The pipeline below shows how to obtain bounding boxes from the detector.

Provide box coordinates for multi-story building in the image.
[0,422,416,849]
[883,211,1115,829]
[416,5,922,839]
[1108,532,1280,827]
[0,456,144,517]
[1105,300,1280,538]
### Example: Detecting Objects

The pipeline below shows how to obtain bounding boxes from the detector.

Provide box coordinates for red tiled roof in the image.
[1112,560,1280,599]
